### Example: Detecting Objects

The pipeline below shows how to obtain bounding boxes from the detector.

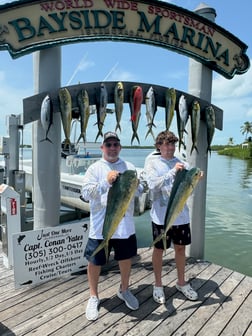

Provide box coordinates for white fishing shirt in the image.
[144,155,190,226]
[81,158,142,239]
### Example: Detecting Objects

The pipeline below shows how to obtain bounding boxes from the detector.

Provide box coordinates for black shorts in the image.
[152,222,191,250]
[84,234,137,266]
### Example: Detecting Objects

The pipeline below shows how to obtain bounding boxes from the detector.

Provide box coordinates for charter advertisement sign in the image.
[13,221,89,288]
[0,0,250,78]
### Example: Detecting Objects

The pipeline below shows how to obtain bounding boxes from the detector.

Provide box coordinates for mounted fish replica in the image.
[152,167,202,251]
[114,81,124,132]
[59,87,72,150]
[145,86,157,140]
[40,94,53,143]
[76,88,90,144]
[177,94,189,150]
[91,170,139,262]
[190,100,201,155]
[205,105,216,156]
[165,88,176,131]
[130,85,143,145]
[95,82,108,141]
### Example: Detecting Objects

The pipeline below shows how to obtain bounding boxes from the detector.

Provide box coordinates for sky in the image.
[0,0,252,147]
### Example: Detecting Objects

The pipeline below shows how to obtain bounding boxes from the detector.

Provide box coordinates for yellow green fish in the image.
[91,170,139,261]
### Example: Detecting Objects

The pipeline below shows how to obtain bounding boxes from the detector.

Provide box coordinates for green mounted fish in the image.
[76,88,90,144]
[165,88,176,131]
[190,100,201,155]
[205,106,215,156]
[91,170,139,261]
[152,167,201,251]
[59,87,72,149]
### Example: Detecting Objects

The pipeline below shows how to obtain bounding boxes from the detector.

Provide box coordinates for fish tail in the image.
[131,131,140,145]
[152,233,163,247]
[91,240,107,259]
[95,130,103,142]
[115,123,121,132]
[77,133,86,144]
[40,137,53,144]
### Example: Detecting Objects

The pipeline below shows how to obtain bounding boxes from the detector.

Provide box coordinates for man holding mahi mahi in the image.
[81,131,143,321]
[144,130,203,304]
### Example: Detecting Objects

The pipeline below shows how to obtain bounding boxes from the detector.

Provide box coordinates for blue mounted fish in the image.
[40,94,53,143]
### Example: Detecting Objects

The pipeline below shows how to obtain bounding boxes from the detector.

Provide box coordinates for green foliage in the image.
[217,143,252,159]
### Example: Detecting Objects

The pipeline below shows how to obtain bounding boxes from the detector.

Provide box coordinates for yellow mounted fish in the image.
[91,170,138,262]
[165,88,176,131]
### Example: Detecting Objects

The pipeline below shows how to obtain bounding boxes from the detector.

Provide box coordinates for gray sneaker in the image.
[117,288,139,310]
[86,296,100,321]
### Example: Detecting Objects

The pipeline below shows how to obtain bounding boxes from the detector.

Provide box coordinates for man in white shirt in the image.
[82,131,143,321]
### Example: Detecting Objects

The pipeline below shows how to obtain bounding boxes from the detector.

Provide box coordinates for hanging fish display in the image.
[190,100,201,154]
[129,85,143,145]
[145,86,157,140]
[58,87,72,150]
[40,94,53,143]
[205,105,216,156]
[165,88,176,131]
[114,81,124,133]
[177,94,189,150]
[95,82,108,141]
[76,88,90,144]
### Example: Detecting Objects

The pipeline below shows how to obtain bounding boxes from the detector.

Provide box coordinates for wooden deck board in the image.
[0,246,251,336]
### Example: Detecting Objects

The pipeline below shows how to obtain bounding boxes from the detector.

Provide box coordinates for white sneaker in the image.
[153,286,166,304]
[86,296,100,321]
[176,283,198,301]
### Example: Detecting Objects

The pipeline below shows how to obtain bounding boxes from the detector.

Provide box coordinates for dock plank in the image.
[0,245,251,336]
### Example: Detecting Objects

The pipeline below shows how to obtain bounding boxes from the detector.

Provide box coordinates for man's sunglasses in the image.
[104,142,120,148]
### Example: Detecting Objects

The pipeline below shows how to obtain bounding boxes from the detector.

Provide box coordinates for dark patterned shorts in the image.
[152,222,191,250]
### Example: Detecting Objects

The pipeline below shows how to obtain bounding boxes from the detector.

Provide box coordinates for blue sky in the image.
[0,0,251,146]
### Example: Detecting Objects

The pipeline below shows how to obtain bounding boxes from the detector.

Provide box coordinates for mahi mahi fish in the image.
[95,82,108,141]
[114,81,124,132]
[190,100,201,155]
[91,170,139,262]
[165,88,176,131]
[130,85,143,145]
[59,87,72,149]
[152,167,201,251]
[40,94,53,143]
[205,105,215,156]
[145,86,157,140]
[76,88,90,144]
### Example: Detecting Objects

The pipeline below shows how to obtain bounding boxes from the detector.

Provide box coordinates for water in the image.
[18,147,252,277]
[120,148,252,278]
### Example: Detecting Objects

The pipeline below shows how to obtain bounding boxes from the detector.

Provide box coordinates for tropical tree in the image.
[240,121,252,141]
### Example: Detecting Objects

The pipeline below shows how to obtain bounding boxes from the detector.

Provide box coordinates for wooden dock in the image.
[0,245,252,336]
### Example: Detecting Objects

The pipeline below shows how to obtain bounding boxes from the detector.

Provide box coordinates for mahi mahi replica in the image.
[152,167,202,251]
[91,170,139,261]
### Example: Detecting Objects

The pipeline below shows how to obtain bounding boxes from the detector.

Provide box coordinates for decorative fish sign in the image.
[114,81,124,133]
[59,87,72,150]
[40,94,53,143]
[130,85,143,145]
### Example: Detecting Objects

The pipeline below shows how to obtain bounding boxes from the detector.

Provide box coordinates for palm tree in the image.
[240,121,252,141]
